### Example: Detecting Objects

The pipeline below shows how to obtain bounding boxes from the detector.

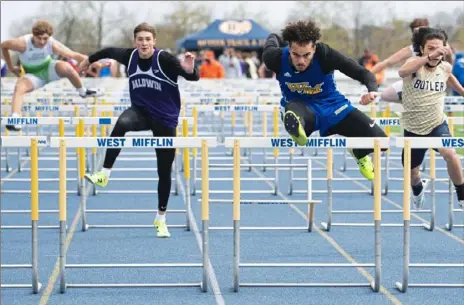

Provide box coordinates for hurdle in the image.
[76,119,195,230]
[52,136,215,291]
[226,137,385,292]
[190,104,282,195]
[1,116,194,196]
[204,137,320,231]
[0,138,44,293]
[395,137,464,292]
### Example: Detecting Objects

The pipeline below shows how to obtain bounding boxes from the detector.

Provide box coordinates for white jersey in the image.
[401,63,448,135]
[409,44,418,57]
[18,34,54,72]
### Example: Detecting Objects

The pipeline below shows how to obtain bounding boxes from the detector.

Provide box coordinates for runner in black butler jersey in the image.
[78,22,200,238]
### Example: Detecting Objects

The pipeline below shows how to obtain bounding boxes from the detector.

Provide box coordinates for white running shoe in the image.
[412,179,430,210]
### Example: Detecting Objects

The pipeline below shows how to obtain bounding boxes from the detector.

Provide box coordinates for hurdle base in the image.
[210,226,308,230]
[423,223,434,231]
[86,224,187,229]
[322,222,429,228]
[395,282,406,293]
[239,282,372,287]
[65,282,202,288]
[1,282,42,292]
[407,283,464,288]
[320,222,330,231]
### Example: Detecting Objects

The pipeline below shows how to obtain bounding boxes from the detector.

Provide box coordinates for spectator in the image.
[452,51,464,96]
[359,48,384,86]
[243,52,258,79]
[218,48,242,78]
[199,50,225,79]
[251,51,261,69]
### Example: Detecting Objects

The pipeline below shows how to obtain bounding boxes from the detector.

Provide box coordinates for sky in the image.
[1,0,463,40]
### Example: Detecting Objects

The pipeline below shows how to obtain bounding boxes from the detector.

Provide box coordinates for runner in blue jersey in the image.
[79,23,200,238]
[263,20,387,181]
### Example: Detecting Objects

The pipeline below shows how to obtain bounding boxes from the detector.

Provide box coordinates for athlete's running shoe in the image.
[79,88,104,98]
[154,220,171,238]
[412,179,430,210]
[84,171,108,187]
[348,149,375,181]
[5,124,21,132]
[283,110,308,146]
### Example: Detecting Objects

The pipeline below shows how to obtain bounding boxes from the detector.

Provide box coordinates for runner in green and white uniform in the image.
[17,33,61,89]
[1,20,101,131]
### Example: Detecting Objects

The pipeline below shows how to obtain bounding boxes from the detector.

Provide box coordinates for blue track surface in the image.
[1,143,463,305]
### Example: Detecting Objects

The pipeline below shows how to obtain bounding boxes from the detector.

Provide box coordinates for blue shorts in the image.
[280,97,355,136]
[402,120,452,169]
[308,100,355,136]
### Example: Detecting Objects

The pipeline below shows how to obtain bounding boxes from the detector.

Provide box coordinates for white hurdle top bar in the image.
[0,136,49,147]
[224,137,390,149]
[49,137,218,148]
[192,105,278,112]
[395,137,464,149]
[374,117,464,126]
[1,117,194,126]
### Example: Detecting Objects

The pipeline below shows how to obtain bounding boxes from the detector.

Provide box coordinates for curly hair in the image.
[281,20,321,45]
[412,27,448,56]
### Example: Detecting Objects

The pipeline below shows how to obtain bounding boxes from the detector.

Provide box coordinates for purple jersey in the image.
[127,49,181,127]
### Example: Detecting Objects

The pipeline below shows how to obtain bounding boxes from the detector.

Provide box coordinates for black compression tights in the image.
[103,107,176,212]
[285,101,387,159]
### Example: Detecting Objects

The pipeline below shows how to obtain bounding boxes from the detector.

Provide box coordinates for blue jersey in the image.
[128,49,181,128]
[276,47,347,107]
[276,47,355,136]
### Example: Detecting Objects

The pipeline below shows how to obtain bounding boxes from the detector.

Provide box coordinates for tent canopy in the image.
[176,19,270,50]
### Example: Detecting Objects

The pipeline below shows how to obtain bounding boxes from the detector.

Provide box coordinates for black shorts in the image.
[401,120,452,169]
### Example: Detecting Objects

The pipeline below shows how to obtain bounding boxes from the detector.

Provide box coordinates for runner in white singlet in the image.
[369,18,454,102]
[0,20,101,131]
[367,28,464,210]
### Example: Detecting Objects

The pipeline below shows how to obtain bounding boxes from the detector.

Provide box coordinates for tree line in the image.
[7,1,464,60]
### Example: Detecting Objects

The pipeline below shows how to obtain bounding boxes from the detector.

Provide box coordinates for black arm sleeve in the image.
[262,34,283,75]
[158,51,200,82]
[317,43,378,92]
[88,48,134,67]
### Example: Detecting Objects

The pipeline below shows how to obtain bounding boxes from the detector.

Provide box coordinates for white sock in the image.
[77,87,86,96]
[156,213,166,222]
[101,168,111,178]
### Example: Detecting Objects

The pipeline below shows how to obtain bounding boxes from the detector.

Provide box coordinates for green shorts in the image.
[24,60,61,89]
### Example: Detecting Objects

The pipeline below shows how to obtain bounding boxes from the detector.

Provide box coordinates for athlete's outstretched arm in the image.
[370,46,412,74]
[1,38,26,75]
[321,43,377,92]
[262,34,283,75]
[81,48,133,73]
[159,51,199,82]
[398,56,428,78]
[52,40,87,63]
[399,46,449,78]
[89,48,133,66]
